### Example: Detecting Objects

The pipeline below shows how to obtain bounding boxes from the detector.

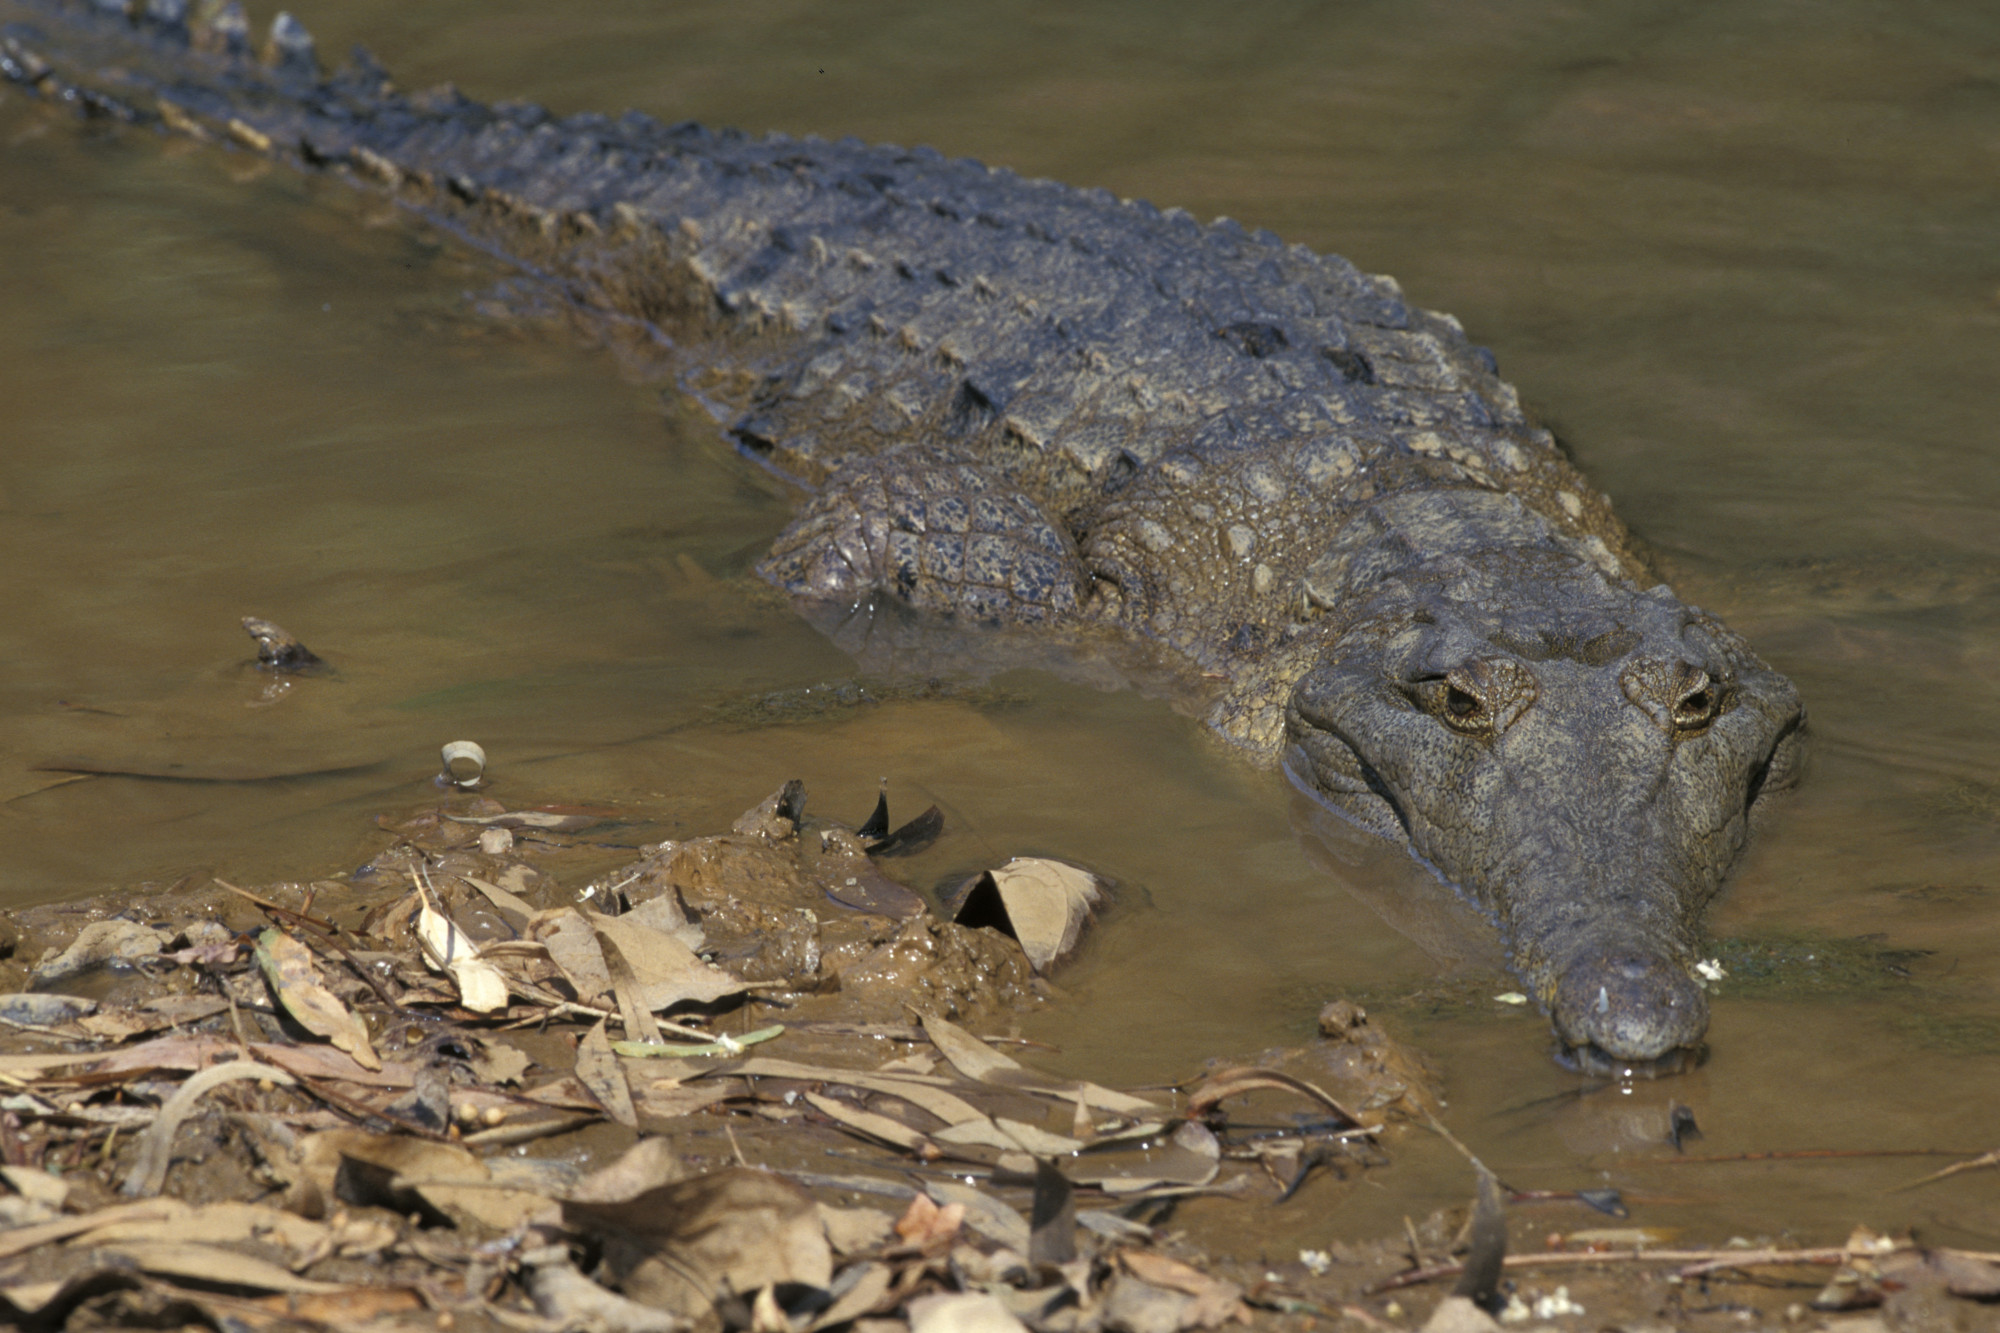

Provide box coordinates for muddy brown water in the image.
[3,0,1998,1257]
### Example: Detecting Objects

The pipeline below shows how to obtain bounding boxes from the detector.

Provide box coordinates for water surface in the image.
[2,0,1998,1251]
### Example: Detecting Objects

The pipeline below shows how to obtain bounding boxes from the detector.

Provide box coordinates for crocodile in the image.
[0,0,1807,1071]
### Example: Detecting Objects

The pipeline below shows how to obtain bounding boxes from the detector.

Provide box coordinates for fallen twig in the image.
[1369,1242,2000,1293]
[1646,1147,1972,1166]
[214,879,336,933]
[1903,1147,2000,1189]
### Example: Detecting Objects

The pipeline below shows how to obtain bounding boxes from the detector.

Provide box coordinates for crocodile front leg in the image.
[757,447,1087,626]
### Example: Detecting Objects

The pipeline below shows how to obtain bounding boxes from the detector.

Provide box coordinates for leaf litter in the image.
[0,777,1982,1331]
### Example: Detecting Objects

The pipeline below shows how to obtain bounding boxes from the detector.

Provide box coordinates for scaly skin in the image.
[0,0,1807,1067]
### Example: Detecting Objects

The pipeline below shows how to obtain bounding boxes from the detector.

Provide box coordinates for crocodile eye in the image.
[1672,670,1725,731]
[1412,671,1493,734]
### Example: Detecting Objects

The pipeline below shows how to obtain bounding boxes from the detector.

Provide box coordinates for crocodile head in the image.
[1284,565,1805,1072]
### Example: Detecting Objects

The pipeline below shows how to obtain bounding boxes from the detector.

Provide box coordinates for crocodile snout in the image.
[1551,950,1708,1068]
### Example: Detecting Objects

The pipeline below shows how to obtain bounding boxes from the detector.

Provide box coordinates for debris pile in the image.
[0,781,1419,1331]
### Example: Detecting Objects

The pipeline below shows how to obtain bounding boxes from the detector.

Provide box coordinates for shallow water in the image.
[3,0,1998,1251]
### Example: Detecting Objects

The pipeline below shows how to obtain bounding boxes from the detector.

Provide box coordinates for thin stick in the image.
[1369,1242,2000,1293]
[214,879,336,932]
[292,1075,454,1144]
[1904,1147,2000,1189]
[1648,1147,1973,1166]
[217,878,408,1015]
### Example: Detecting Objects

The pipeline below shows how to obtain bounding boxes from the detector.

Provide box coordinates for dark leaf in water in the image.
[856,782,891,842]
[1276,1143,1341,1204]
[1576,1188,1628,1218]
[1450,1163,1506,1313]
[867,804,944,857]
[242,616,325,673]
[1668,1102,1702,1152]
[1027,1158,1076,1266]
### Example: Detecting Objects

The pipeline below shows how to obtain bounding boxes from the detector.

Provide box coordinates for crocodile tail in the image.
[3,0,337,135]
[0,0,686,313]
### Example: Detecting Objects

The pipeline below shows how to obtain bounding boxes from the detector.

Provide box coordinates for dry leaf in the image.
[933,1116,1083,1156]
[894,1192,965,1248]
[590,910,750,1011]
[31,920,168,984]
[577,1018,637,1128]
[532,908,613,1003]
[908,1291,1029,1333]
[76,1200,328,1255]
[255,929,381,1070]
[919,1012,1161,1115]
[522,1243,681,1333]
[564,1165,832,1322]
[809,1261,893,1332]
[415,898,510,1013]
[459,873,537,930]
[597,928,664,1046]
[805,1092,933,1153]
[925,1181,1030,1253]
[1117,1251,1251,1327]
[251,1286,424,1322]
[97,1242,350,1294]
[818,1206,895,1257]
[0,994,96,1028]
[714,1057,985,1125]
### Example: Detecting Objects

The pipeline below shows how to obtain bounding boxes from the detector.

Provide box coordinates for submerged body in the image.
[1,0,1806,1068]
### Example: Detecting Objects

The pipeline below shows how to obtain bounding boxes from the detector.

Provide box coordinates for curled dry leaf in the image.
[950,857,1101,972]
[254,929,380,1070]
[415,896,510,1013]
[1185,1065,1372,1132]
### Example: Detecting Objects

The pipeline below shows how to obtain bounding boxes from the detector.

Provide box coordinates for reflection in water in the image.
[2,0,1998,1249]
[1288,785,1507,980]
